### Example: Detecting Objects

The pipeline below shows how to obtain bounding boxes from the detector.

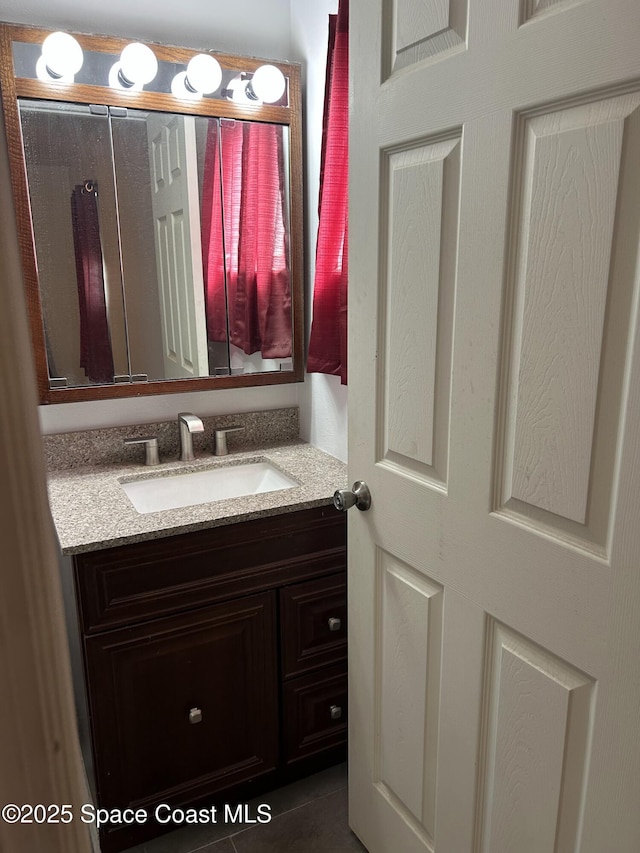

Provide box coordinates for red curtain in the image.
[201,120,227,344]
[307,0,349,384]
[70,182,114,384]
[201,119,292,359]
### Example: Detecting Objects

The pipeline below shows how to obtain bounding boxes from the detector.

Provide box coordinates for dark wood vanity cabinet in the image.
[72,505,346,852]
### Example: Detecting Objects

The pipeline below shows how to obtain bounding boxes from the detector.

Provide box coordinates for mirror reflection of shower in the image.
[70,179,115,384]
[18,100,293,389]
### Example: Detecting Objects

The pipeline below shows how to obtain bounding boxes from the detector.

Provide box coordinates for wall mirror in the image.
[0,23,303,403]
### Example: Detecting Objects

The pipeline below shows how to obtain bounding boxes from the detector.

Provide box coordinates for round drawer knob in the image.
[189,707,203,724]
[330,704,343,721]
[328,617,342,632]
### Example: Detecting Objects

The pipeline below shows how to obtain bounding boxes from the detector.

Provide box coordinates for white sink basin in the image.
[120,461,298,514]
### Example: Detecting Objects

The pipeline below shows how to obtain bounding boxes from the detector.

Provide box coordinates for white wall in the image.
[290,0,348,462]
[5,0,348,460]
[1,0,291,59]
[39,386,299,432]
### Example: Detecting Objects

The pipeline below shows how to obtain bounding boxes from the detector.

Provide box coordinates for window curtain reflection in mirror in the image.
[201,119,292,363]
[307,0,348,384]
[70,181,115,383]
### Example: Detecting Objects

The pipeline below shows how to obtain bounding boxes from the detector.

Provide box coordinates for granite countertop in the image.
[48,440,347,555]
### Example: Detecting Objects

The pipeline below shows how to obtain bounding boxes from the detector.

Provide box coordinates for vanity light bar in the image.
[35,30,287,103]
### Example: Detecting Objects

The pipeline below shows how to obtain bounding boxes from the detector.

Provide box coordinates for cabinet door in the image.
[280,573,347,678]
[84,592,278,813]
[283,664,348,764]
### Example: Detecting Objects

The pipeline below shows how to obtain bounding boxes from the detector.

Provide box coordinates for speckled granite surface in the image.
[44,408,300,470]
[47,438,348,555]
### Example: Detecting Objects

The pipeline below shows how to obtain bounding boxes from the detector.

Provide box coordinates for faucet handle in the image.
[214,426,245,456]
[124,436,160,466]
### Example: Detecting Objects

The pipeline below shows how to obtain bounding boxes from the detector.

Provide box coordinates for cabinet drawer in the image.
[74,506,346,633]
[280,573,347,678]
[84,591,278,814]
[283,664,347,764]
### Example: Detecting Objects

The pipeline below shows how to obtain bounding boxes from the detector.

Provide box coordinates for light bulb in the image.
[119,42,158,86]
[171,71,201,100]
[186,54,222,95]
[250,64,286,103]
[225,74,254,104]
[109,61,130,90]
[37,31,83,82]
[172,54,222,100]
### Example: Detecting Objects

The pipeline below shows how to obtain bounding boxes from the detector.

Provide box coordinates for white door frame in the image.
[0,105,92,853]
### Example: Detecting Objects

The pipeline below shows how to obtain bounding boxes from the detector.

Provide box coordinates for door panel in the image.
[380,135,459,485]
[505,105,625,524]
[147,113,209,379]
[388,0,468,74]
[349,1,640,851]
[476,621,594,853]
[376,552,442,839]
[522,0,571,23]
[498,94,640,552]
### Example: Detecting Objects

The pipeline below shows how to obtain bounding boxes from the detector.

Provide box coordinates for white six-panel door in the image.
[146,113,209,379]
[348,1,640,851]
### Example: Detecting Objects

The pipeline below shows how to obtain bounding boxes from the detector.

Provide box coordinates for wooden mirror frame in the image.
[0,22,303,403]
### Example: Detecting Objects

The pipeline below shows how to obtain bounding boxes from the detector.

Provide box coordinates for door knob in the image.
[189,707,203,724]
[333,481,371,512]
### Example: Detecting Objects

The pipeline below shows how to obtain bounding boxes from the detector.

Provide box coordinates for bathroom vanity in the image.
[47,416,348,852]
[75,506,346,852]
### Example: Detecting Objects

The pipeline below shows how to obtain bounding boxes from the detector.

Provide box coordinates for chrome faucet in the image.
[178,413,204,461]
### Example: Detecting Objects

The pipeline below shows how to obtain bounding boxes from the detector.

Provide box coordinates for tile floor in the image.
[127,763,367,853]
